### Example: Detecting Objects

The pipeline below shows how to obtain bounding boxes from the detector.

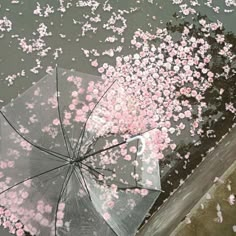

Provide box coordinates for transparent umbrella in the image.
[0,67,161,236]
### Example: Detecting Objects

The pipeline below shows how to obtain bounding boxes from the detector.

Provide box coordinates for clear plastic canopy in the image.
[0,68,161,236]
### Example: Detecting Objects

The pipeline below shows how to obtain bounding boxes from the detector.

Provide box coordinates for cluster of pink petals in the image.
[225,102,236,115]
[173,0,235,15]
[96,17,234,157]
[103,12,127,35]
[0,206,25,236]
[33,3,54,17]
[18,23,52,56]
[0,186,55,236]
[77,0,100,15]
[5,70,25,86]
[56,203,65,227]
[0,17,12,32]
[0,130,58,235]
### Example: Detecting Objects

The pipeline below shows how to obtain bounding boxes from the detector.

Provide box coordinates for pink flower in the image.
[16,228,25,236]
[124,155,131,161]
[98,67,104,73]
[4,209,11,217]
[78,88,84,94]
[86,95,93,101]
[207,71,214,77]
[69,104,75,110]
[111,184,117,192]
[7,161,15,168]
[0,207,4,215]
[170,143,176,150]
[182,8,190,16]
[52,118,60,126]
[179,123,185,130]
[3,220,11,229]
[64,112,71,120]
[156,152,164,159]
[91,59,98,67]
[15,222,23,229]
[185,152,190,159]
[35,213,43,221]
[10,214,18,223]
[67,76,73,82]
[82,105,89,112]
[74,115,82,123]
[63,119,70,126]
[17,208,24,216]
[71,91,78,97]
[103,212,111,221]
[140,189,149,196]
[31,227,37,235]
[210,23,218,31]
[0,161,7,169]
[37,204,44,214]
[72,99,78,105]
[129,146,137,153]
[57,211,64,220]
[199,19,206,26]
[179,113,185,119]
[40,218,49,226]
[184,110,192,118]
[9,226,16,234]
[58,202,65,211]
[45,204,52,213]
[23,180,31,187]
[106,201,115,209]
[17,198,23,205]
[21,192,29,199]
[56,219,63,227]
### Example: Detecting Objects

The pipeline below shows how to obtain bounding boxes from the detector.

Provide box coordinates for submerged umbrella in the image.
[0,67,161,236]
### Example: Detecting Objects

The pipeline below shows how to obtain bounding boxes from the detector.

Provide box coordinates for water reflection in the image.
[146,12,236,221]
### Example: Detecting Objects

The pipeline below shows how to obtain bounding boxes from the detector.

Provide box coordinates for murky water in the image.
[0,1,236,235]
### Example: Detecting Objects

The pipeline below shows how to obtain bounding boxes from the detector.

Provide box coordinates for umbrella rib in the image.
[73,167,89,195]
[80,127,159,162]
[74,165,91,200]
[116,186,161,191]
[73,79,117,158]
[54,165,74,236]
[80,163,104,177]
[0,111,68,162]
[91,166,115,174]
[134,139,139,187]
[55,67,73,158]
[79,140,126,162]
[80,166,102,183]
[94,178,161,191]
[0,163,69,195]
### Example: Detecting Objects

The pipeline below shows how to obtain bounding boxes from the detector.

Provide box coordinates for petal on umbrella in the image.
[0,70,72,158]
[0,161,70,236]
[55,169,116,236]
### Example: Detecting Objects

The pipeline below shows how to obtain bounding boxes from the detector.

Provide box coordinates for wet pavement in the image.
[173,161,236,236]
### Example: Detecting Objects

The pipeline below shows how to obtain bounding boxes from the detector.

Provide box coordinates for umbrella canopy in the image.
[0,67,161,236]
